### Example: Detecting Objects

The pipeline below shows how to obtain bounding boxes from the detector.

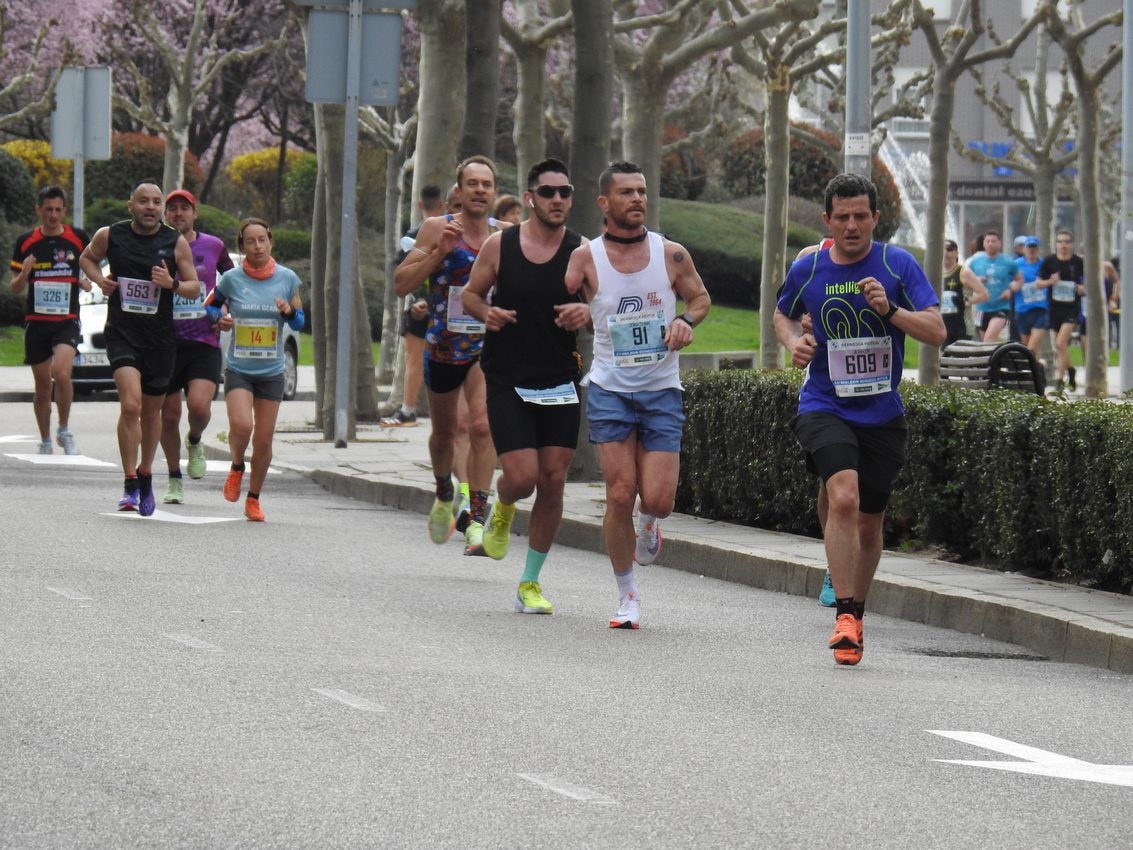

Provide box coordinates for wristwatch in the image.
[883,301,899,320]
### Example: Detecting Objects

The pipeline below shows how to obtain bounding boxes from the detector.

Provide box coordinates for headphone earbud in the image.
[529,199,535,207]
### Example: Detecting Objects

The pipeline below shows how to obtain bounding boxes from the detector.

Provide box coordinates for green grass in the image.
[0,325,21,365]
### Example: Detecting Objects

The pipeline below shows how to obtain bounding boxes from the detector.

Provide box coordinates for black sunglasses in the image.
[533,184,573,199]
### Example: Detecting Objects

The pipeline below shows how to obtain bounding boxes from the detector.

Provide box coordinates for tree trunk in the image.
[620,74,666,231]
[411,0,466,210]
[461,0,501,159]
[352,225,379,421]
[1076,87,1107,398]
[511,41,548,194]
[274,102,290,223]
[311,103,330,425]
[759,72,791,370]
[377,148,407,394]
[163,86,191,190]
[568,0,614,482]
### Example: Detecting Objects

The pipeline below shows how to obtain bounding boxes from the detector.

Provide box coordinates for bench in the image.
[939,340,1045,395]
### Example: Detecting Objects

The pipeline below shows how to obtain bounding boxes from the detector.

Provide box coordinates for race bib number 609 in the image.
[827,336,893,397]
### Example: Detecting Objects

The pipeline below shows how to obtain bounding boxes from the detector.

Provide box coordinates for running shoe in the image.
[634,514,662,565]
[117,490,139,512]
[428,497,456,543]
[379,409,417,427]
[609,590,641,629]
[483,501,516,560]
[223,468,244,502]
[829,613,862,665]
[515,581,553,615]
[454,489,472,534]
[834,618,864,666]
[56,429,79,455]
[37,439,53,455]
[463,521,487,556]
[819,571,836,607]
[245,496,265,522]
[1067,365,1077,392]
[186,439,207,479]
[137,474,155,517]
[163,477,184,504]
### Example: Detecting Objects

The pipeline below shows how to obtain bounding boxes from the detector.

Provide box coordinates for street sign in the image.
[292,0,415,7]
[305,10,402,105]
[50,67,112,160]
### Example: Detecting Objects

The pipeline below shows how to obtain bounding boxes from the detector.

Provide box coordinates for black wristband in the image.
[675,313,695,329]
[282,305,296,320]
[883,301,899,320]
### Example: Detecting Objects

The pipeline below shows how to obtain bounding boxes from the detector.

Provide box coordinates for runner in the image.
[8,186,91,455]
[461,157,588,615]
[79,180,200,516]
[209,218,304,522]
[159,189,234,503]
[965,230,1020,343]
[393,156,502,555]
[775,173,945,665]
[563,161,711,629]
[1038,229,1085,392]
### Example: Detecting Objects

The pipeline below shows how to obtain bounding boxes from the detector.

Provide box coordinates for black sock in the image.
[471,489,490,524]
[435,475,454,501]
[188,434,200,445]
[248,491,260,500]
[168,469,182,479]
[853,600,866,620]
[835,596,855,617]
[124,476,139,494]
[231,462,246,472]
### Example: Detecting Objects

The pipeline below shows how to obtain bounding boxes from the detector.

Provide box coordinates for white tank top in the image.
[584,231,681,393]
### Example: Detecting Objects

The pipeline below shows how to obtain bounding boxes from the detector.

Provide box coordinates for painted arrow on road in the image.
[929,730,1133,788]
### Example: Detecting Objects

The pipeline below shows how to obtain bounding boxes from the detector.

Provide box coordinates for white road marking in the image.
[45,586,92,601]
[5,453,116,467]
[929,731,1133,787]
[516,773,618,805]
[103,509,241,524]
[164,633,222,652]
[312,688,387,713]
[201,459,279,474]
[0,435,39,443]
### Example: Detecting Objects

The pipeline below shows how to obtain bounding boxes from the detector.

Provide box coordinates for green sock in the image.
[459,481,470,502]
[520,547,548,584]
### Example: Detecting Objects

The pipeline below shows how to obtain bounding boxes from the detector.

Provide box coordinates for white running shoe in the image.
[37,439,53,455]
[56,429,79,455]
[634,514,662,565]
[609,590,641,629]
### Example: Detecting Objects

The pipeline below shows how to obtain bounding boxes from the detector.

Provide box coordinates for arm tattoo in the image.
[674,251,685,263]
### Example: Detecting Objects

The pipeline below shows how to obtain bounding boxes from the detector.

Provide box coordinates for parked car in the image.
[74,256,300,399]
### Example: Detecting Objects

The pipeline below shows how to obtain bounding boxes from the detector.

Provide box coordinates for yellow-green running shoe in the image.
[428,497,456,544]
[515,581,553,615]
[186,438,207,479]
[463,520,487,556]
[163,477,184,504]
[482,500,516,560]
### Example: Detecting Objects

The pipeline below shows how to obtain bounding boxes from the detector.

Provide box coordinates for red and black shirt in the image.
[9,225,90,322]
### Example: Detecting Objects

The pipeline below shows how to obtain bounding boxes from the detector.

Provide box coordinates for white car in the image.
[74,255,300,399]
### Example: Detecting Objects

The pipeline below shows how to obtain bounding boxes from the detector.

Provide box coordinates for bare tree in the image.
[0,10,65,135]
[462,0,502,159]
[1047,0,1123,398]
[911,0,1045,384]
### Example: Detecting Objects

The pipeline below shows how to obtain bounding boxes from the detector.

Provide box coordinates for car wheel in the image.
[282,341,298,401]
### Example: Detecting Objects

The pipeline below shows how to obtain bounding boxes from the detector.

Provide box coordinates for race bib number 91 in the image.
[609,308,668,367]
[827,337,892,397]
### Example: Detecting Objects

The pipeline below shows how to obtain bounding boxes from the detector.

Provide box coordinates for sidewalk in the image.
[4,365,1133,673]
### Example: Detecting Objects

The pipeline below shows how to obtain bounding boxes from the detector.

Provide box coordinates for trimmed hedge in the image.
[678,369,1133,594]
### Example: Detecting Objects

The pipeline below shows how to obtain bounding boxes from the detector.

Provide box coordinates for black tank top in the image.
[481,226,583,388]
[105,220,181,347]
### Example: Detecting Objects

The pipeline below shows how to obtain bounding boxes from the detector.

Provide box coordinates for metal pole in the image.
[1120,0,1133,392]
[333,0,363,447]
[843,0,872,177]
[72,154,85,231]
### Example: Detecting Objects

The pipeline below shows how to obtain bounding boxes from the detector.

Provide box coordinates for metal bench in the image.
[939,340,1045,395]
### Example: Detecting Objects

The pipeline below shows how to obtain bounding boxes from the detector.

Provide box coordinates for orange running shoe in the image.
[224,468,244,502]
[830,614,864,665]
[245,496,265,522]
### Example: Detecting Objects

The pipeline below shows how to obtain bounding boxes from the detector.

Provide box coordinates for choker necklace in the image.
[603,229,648,244]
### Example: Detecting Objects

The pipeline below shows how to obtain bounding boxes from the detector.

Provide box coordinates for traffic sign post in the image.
[51,66,112,230]
[303,0,411,447]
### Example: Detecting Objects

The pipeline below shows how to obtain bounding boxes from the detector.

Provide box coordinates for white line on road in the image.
[516,773,618,805]
[103,510,242,524]
[164,633,223,652]
[928,730,1133,787]
[5,453,117,467]
[45,586,92,602]
[312,688,387,712]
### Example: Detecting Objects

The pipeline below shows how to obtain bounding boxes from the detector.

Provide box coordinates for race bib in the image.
[1052,280,1077,303]
[940,291,960,316]
[33,281,71,315]
[173,289,207,320]
[827,337,892,398]
[1021,282,1045,304]
[234,317,278,359]
[446,285,485,334]
[609,308,668,367]
[119,276,160,314]
[515,382,579,406]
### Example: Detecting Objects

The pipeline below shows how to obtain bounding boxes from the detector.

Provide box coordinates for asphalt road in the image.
[2,400,1132,848]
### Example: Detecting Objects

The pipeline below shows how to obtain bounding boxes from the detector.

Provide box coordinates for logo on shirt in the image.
[616,295,644,314]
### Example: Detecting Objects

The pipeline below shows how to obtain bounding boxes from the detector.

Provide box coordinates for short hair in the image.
[1056,228,1074,241]
[493,195,522,219]
[599,161,643,195]
[823,173,877,215]
[455,154,496,187]
[132,178,161,194]
[37,186,66,206]
[237,217,273,247]
[420,184,443,209]
[527,157,569,189]
[983,229,1002,241]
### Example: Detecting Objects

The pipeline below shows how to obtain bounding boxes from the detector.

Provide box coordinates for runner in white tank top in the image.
[564,162,710,629]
